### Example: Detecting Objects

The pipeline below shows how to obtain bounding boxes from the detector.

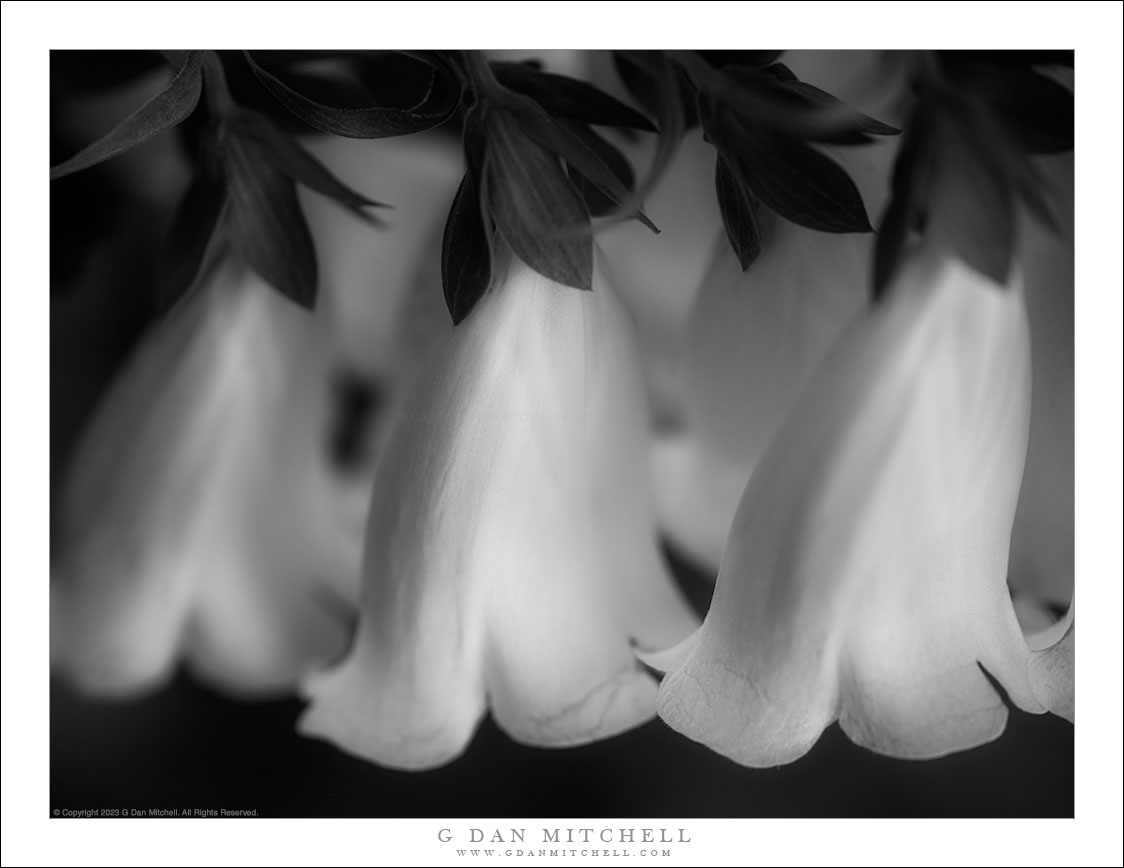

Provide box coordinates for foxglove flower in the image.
[647,247,1060,765]
[299,246,698,770]
[51,262,361,696]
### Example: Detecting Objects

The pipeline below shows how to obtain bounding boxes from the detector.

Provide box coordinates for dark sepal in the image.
[225,110,389,221]
[706,103,873,234]
[485,115,593,292]
[721,65,897,144]
[610,51,693,228]
[51,51,204,180]
[715,155,764,270]
[613,51,698,130]
[441,172,494,325]
[244,50,459,138]
[223,135,318,308]
[778,80,901,137]
[563,123,636,217]
[516,100,658,233]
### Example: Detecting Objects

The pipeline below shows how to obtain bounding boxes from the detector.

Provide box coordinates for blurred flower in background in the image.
[51,261,358,695]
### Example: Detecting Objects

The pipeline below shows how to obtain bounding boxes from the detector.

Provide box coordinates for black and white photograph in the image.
[3,3,1122,866]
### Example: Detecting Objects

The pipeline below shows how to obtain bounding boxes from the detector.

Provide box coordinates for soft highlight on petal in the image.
[300,247,697,769]
[656,250,1044,766]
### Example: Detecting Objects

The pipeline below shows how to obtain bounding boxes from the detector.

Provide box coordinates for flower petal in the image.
[1028,606,1075,723]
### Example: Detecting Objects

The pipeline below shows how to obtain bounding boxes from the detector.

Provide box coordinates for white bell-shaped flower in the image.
[299,245,698,770]
[51,261,360,697]
[647,248,1057,765]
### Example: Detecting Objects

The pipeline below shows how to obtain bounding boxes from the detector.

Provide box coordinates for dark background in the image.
[49,51,1075,819]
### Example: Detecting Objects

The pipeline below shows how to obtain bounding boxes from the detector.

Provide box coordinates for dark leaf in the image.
[224,136,318,307]
[612,51,693,218]
[613,51,698,130]
[516,99,658,233]
[441,172,493,324]
[707,105,872,233]
[491,62,656,131]
[486,115,592,291]
[721,66,895,143]
[244,50,459,138]
[780,80,901,136]
[51,51,203,180]
[715,155,763,270]
[563,123,635,217]
[225,111,389,219]
[698,50,784,69]
[156,169,228,311]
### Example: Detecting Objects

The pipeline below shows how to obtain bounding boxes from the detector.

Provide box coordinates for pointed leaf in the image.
[491,62,656,131]
[613,51,697,130]
[224,136,317,307]
[563,123,635,217]
[485,113,592,291]
[707,105,872,233]
[225,111,389,219]
[611,51,693,226]
[780,80,901,137]
[442,172,493,324]
[51,51,203,180]
[715,155,763,270]
[722,66,895,143]
[244,50,459,138]
[516,99,658,233]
